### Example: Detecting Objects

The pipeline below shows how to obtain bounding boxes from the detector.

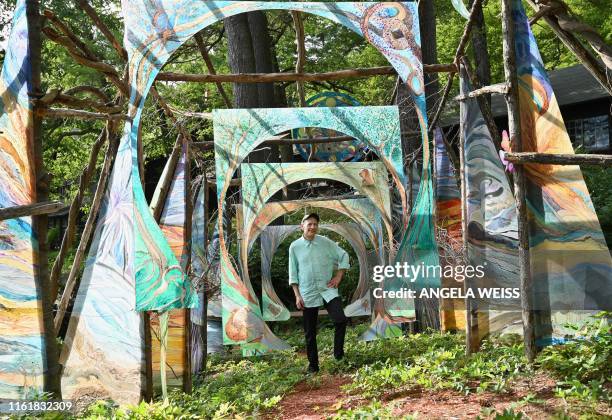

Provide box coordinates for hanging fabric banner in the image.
[0,0,45,399]
[460,67,522,343]
[434,128,465,331]
[150,144,191,391]
[512,0,612,343]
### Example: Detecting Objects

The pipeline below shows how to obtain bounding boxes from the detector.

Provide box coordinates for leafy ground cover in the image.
[14,313,611,419]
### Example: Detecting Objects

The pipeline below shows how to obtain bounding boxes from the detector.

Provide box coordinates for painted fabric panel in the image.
[121,0,435,345]
[213,106,408,346]
[60,121,143,406]
[259,226,297,322]
[512,0,612,343]
[190,184,207,374]
[242,196,407,342]
[240,161,392,307]
[292,91,365,162]
[451,0,470,19]
[236,197,384,355]
[434,128,465,331]
[0,0,45,399]
[150,146,190,390]
[460,68,522,342]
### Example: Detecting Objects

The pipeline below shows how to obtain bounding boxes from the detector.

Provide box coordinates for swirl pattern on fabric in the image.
[0,0,45,399]
[512,0,612,343]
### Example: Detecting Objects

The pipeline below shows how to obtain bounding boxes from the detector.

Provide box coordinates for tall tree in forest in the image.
[470,0,492,105]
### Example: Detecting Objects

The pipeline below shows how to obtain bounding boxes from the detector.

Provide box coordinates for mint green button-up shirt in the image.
[289,234,350,308]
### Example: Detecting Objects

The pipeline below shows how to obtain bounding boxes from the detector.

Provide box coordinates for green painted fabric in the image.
[289,235,350,308]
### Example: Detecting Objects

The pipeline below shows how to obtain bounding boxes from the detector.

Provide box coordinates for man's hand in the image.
[296,295,305,310]
[327,275,342,288]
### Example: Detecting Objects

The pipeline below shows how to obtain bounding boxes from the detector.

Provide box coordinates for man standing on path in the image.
[289,213,349,373]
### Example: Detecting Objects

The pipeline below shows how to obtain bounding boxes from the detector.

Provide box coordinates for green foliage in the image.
[581,166,612,247]
[332,400,416,420]
[344,333,528,398]
[537,312,612,403]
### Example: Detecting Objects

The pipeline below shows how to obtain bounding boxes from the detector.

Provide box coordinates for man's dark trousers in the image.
[302,297,348,371]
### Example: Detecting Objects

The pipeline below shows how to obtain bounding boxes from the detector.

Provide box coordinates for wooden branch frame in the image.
[0,201,68,221]
[501,0,536,363]
[41,107,127,121]
[505,152,612,166]
[54,129,120,333]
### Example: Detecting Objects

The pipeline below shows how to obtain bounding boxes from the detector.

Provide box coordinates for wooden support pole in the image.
[155,64,458,84]
[430,0,484,130]
[77,0,128,61]
[506,152,612,166]
[27,0,62,397]
[0,201,68,221]
[54,128,119,333]
[501,0,536,363]
[291,11,307,107]
[537,0,612,71]
[458,64,477,355]
[41,107,127,121]
[192,133,372,151]
[49,126,108,301]
[37,92,122,113]
[194,33,232,108]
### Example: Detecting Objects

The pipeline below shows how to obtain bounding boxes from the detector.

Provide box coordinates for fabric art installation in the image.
[119,0,435,348]
[434,128,465,331]
[460,67,522,343]
[0,0,46,399]
[149,144,191,391]
[292,91,365,162]
[512,0,612,343]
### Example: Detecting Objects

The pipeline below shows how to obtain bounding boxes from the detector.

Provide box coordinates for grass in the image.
[13,313,611,419]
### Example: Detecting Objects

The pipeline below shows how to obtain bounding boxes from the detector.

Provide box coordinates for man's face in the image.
[301,218,319,240]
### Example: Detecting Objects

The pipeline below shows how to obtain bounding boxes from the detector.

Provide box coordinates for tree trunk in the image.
[248,11,280,163]
[27,0,62,397]
[225,14,259,109]
[470,0,492,106]
[420,0,439,114]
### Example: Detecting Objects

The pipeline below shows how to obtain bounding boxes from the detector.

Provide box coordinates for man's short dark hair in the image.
[301,212,320,223]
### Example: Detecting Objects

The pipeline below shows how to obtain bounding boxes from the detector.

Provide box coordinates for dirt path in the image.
[273,374,352,419]
[272,372,611,419]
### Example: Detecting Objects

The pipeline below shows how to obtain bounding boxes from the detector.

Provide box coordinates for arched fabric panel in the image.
[237,198,391,354]
[235,199,385,319]
[214,106,412,346]
[258,223,378,322]
[434,128,465,332]
[0,0,45,399]
[241,162,393,249]
[244,197,407,342]
[119,0,435,348]
[149,144,190,391]
[512,0,612,344]
[460,68,522,344]
[239,161,393,311]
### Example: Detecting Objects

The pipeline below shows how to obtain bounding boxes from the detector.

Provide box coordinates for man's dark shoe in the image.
[307,365,320,374]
